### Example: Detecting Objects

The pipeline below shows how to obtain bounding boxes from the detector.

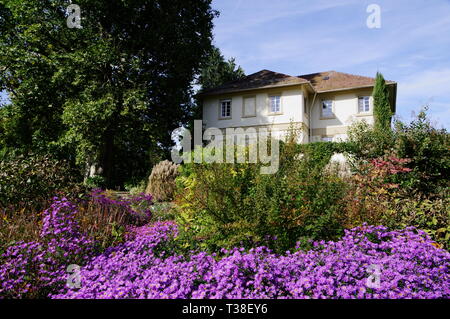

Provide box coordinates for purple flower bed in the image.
[1,198,449,299]
[52,223,449,299]
[0,198,94,298]
[89,189,153,225]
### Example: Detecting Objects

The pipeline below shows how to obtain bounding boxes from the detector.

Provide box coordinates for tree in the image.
[373,72,392,132]
[0,0,217,188]
[187,46,245,124]
[197,46,245,91]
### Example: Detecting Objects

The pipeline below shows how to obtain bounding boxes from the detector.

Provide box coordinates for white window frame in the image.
[358,96,371,113]
[321,136,333,142]
[269,95,282,114]
[219,99,232,119]
[321,99,334,118]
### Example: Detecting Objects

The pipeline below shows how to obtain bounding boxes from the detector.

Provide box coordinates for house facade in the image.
[199,70,397,143]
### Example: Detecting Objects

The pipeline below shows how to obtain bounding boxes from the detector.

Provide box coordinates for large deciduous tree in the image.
[0,0,217,187]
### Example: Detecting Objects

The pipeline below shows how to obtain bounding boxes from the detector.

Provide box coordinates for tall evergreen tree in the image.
[373,72,392,132]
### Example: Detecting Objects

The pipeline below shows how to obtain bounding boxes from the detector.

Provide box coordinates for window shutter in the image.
[244,97,256,117]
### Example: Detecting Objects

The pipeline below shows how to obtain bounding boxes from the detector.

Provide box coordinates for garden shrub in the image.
[146,160,180,202]
[347,120,395,159]
[342,155,413,228]
[393,108,449,193]
[384,194,450,250]
[347,108,449,194]
[175,140,349,253]
[150,202,177,222]
[295,141,357,168]
[0,154,84,211]
[124,179,147,196]
[84,175,107,190]
[341,155,449,249]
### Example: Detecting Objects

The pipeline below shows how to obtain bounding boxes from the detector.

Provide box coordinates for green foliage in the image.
[348,108,449,193]
[150,202,177,222]
[348,120,395,159]
[146,160,180,202]
[373,72,393,132]
[0,0,217,187]
[124,179,147,196]
[394,107,450,193]
[84,176,107,190]
[187,46,245,129]
[296,141,357,168]
[175,142,348,253]
[386,195,450,250]
[0,154,84,210]
[197,46,245,91]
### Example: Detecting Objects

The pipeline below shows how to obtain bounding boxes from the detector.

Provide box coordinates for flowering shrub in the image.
[53,224,450,299]
[0,189,153,255]
[89,189,152,226]
[342,155,412,227]
[0,198,94,298]
[348,108,450,193]
[342,156,449,249]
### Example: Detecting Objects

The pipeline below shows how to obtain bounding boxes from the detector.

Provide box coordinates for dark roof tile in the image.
[198,70,396,97]
[198,69,309,96]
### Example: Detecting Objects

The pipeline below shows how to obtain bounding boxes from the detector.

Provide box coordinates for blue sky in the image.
[1,0,449,129]
[211,0,450,129]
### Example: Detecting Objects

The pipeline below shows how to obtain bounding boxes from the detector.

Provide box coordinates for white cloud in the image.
[213,0,359,40]
[398,68,450,97]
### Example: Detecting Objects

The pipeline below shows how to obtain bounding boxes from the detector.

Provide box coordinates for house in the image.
[198,70,397,143]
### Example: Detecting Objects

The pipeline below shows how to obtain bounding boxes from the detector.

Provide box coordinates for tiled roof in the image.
[198,69,309,96]
[298,71,395,92]
[198,69,396,96]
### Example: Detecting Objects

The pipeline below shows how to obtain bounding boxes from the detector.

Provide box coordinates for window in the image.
[321,100,333,118]
[322,136,333,142]
[243,96,256,117]
[358,96,370,113]
[304,96,309,115]
[269,95,281,113]
[220,99,232,118]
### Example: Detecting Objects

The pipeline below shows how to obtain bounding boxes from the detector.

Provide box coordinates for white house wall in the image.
[202,87,377,144]
[310,88,375,142]
[202,87,307,141]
